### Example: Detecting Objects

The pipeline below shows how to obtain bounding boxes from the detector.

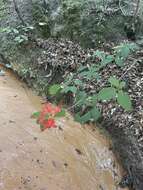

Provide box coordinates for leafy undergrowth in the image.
[48,42,138,124]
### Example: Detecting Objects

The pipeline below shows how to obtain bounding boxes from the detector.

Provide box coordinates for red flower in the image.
[36,103,61,131]
[41,118,56,131]
[32,102,65,131]
[42,103,53,113]
[52,106,61,115]
[41,103,61,116]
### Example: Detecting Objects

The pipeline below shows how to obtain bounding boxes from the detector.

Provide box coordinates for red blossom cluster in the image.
[33,103,62,131]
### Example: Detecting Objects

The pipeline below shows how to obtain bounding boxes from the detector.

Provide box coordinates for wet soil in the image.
[0,66,127,190]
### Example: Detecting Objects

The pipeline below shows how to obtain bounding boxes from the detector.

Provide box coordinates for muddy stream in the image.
[0,66,128,190]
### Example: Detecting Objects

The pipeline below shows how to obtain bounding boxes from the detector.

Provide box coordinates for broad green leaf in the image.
[75,91,87,106]
[106,55,114,62]
[120,46,130,58]
[55,109,66,117]
[79,68,99,80]
[101,55,114,66]
[115,56,124,66]
[74,113,82,123]
[32,111,40,118]
[49,84,61,95]
[93,50,105,60]
[64,86,77,94]
[119,81,126,89]
[79,111,91,124]
[75,107,101,124]
[98,87,116,101]
[123,47,130,58]
[88,95,98,105]
[90,107,101,121]
[117,91,132,111]
[114,43,138,59]
[108,76,120,88]
[114,43,138,66]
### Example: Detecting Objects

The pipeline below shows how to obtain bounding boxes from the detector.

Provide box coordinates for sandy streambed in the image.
[0,66,127,190]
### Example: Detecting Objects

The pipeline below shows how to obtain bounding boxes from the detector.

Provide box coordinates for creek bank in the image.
[2,38,143,190]
[0,65,126,190]
[0,1,143,188]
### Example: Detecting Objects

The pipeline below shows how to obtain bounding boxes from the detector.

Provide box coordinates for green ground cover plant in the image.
[48,42,138,124]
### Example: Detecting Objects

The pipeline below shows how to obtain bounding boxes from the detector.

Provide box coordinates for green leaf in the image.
[75,107,101,124]
[90,107,101,121]
[32,111,40,118]
[75,91,87,106]
[114,43,138,59]
[108,76,120,88]
[106,55,114,62]
[49,84,61,95]
[117,91,132,111]
[79,68,99,80]
[114,43,138,66]
[98,87,116,101]
[120,46,130,58]
[88,95,98,105]
[55,109,66,117]
[119,81,126,89]
[115,56,124,66]
[64,86,77,94]
[74,113,82,123]
[101,55,114,66]
[93,50,105,60]
[74,79,83,86]
[79,111,91,124]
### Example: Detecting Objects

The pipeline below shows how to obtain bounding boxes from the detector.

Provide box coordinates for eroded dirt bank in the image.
[0,66,127,190]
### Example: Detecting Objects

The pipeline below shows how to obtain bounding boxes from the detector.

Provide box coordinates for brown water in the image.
[0,66,127,190]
